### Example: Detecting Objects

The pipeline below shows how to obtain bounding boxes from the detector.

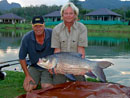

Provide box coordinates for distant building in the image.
[44,11,61,22]
[0,13,25,24]
[85,8,121,21]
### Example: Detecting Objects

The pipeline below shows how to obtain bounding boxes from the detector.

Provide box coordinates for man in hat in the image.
[19,16,54,92]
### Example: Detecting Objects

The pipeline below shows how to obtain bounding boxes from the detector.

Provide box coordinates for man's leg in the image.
[24,66,41,91]
[41,69,53,88]
[53,74,67,84]
[74,75,86,81]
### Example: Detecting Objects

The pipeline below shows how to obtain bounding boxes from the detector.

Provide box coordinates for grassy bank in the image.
[0,24,130,38]
[86,25,130,38]
[0,71,25,98]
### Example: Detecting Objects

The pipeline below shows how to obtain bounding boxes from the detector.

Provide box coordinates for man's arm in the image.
[78,23,87,59]
[54,48,61,53]
[20,59,35,91]
[20,59,30,76]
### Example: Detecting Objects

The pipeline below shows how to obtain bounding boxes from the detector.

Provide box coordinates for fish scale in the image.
[56,63,89,74]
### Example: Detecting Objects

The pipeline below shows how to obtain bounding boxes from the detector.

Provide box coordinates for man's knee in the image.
[41,83,53,89]
[24,84,37,92]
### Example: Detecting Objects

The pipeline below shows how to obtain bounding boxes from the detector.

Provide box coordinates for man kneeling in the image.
[19,16,54,92]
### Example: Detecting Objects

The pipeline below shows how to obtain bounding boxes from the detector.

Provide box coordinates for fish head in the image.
[37,58,51,69]
[37,57,58,69]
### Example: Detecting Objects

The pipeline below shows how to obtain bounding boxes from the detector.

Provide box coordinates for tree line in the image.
[9,5,61,22]
[0,0,129,22]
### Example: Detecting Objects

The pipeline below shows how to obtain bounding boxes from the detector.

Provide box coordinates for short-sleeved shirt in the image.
[19,28,54,69]
[51,21,88,52]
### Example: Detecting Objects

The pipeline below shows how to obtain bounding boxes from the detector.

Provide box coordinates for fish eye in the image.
[42,58,48,62]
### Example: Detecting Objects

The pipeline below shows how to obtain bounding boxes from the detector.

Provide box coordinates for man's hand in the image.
[78,46,85,58]
[48,68,57,74]
[23,75,36,92]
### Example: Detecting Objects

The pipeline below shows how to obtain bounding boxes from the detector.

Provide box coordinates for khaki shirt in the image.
[51,21,88,52]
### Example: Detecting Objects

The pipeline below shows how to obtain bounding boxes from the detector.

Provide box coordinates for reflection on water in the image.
[0,31,24,71]
[86,37,130,59]
[0,31,130,86]
[0,30,25,38]
[86,37,130,86]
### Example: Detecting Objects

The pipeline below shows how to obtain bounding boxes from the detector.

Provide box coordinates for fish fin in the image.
[86,71,97,79]
[52,58,58,68]
[93,67,107,82]
[65,74,76,81]
[97,61,113,69]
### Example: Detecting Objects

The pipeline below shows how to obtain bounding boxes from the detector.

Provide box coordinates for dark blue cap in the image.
[32,16,44,25]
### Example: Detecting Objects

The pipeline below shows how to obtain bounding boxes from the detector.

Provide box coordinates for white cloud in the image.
[79,0,85,1]
[7,0,69,7]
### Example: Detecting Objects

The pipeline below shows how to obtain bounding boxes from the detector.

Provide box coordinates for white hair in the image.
[60,2,79,20]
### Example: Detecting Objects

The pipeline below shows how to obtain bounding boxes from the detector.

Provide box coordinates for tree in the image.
[69,0,87,19]
[69,0,82,9]
[8,5,61,22]
[69,0,79,6]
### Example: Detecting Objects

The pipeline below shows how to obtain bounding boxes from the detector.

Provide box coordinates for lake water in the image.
[0,31,130,87]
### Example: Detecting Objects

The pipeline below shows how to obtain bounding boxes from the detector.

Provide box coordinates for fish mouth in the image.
[37,59,50,69]
[37,60,44,67]
[37,60,42,65]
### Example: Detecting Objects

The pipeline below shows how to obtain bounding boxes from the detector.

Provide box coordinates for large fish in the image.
[37,52,113,82]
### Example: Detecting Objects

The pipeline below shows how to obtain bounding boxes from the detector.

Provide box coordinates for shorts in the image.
[53,74,86,84]
[28,66,53,85]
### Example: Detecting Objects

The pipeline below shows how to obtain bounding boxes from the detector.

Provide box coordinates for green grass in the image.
[0,71,25,98]
[0,23,32,29]
[0,24,130,38]
[86,24,130,31]
[86,78,100,82]
[1,24,130,32]
[86,24,130,38]
[88,32,130,38]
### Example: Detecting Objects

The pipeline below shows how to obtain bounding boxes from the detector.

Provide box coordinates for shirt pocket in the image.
[71,39,78,51]
[60,37,67,51]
